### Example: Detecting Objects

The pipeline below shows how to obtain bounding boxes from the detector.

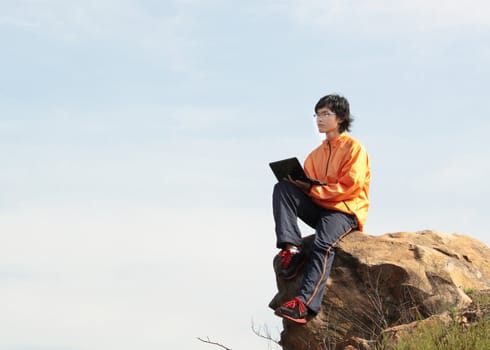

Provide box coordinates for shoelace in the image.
[278,249,293,268]
[283,297,306,313]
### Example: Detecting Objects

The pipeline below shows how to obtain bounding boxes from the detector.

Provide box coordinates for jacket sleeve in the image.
[305,144,369,202]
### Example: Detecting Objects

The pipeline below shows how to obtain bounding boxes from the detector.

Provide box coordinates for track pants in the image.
[272,181,358,314]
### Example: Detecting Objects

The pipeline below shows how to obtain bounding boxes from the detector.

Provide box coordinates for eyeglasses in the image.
[313,112,336,118]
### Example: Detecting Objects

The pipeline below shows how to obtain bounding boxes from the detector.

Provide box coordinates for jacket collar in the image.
[324,132,348,146]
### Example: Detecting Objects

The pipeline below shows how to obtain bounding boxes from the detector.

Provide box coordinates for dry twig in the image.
[197,336,232,350]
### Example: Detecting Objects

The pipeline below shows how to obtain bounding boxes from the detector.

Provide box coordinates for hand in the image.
[285,175,312,192]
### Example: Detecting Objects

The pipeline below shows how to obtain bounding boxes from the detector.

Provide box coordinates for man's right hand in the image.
[285,175,312,192]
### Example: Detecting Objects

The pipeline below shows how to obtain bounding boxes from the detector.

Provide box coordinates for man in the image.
[272,94,371,324]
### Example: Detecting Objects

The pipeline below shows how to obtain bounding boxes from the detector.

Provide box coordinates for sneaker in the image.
[274,248,305,280]
[274,297,308,324]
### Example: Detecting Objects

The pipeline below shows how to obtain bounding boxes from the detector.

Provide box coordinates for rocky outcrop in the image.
[269,230,490,350]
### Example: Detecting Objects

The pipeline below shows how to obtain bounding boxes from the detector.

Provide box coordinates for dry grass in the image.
[378,290,490,350]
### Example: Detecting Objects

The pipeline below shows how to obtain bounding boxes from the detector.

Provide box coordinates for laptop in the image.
[269,157,326,185]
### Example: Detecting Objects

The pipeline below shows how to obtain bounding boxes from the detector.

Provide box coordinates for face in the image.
[315,107,342,134]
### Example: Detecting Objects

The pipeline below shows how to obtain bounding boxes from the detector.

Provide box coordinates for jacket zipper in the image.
[343,200,352,213]
[325,141,332,178]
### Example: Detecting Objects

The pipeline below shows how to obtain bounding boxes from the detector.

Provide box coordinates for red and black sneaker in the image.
[274,297,308,324]
[273,249,305,280]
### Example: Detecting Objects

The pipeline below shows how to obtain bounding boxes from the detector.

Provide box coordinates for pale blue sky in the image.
[1,1,490,349]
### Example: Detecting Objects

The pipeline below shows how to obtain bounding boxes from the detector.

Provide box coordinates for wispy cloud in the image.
[272,0,490,33]
[0,204,277,350]
[0,0,201,72]
[0,16,37,28]
[411,121,490,194]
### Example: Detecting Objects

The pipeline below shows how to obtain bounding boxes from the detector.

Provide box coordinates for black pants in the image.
[273,181,357,313]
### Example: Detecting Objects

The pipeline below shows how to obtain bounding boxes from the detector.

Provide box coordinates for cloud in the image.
[0,0,201,73]
[0,204,279,350]
[424,156,490,192]
[272,0,490,34]
[0,16,37,28]
[411,121,490,195]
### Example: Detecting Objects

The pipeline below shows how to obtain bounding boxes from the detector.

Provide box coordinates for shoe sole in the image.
[274,310,307,324]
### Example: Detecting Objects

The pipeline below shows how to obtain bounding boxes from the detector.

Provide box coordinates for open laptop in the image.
[269,157,326,185]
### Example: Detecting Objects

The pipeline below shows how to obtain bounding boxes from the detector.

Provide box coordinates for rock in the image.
[381,312,452,345]
[270,230,490,350]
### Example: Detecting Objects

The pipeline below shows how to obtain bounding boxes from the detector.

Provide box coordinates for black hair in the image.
[314,94,353,133]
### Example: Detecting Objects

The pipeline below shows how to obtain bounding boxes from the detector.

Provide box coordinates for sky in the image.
[1,0,489,349]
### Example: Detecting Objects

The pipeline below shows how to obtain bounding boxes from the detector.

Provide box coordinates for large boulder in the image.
[269,230,490,350]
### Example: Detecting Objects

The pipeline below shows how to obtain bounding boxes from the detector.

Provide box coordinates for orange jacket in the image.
[304,133,371,231]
